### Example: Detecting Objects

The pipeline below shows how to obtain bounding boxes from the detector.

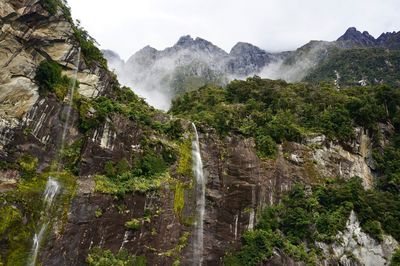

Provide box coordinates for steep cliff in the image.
[1,1,400,266]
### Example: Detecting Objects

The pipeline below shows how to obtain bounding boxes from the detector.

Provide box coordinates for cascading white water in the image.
[192,123,205,266]
[43,177,60,207]
[29,224,47,266]
[28,49,80,266]
[58,47,81,172]
[28,177,60,266]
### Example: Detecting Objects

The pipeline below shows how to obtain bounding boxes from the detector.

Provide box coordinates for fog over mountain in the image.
[103,27,400,110]
[103,35,283,110]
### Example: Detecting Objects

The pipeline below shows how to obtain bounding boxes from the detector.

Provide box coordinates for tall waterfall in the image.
[192,123,205,265]
[28,48,80,266]
[28,177,60,266]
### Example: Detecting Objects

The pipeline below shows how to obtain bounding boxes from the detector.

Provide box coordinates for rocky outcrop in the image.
[42,181,190,266]
[337,27,377,47]
[228,42,275,76]
[318,211,398,266]
[0,0,116,165]
[337,27,400,49]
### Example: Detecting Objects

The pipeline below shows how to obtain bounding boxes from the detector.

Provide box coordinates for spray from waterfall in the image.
[192,123,205,266]
[27,48,81,266]
[58,47,81,172]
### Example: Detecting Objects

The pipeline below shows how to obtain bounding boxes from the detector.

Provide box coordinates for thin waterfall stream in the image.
[192,123,206,265]
[27,48,81,266]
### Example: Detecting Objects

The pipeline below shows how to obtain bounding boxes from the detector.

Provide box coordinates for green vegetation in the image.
[77,85,167,133]
[39,0,107,69]
[35,60,74,100]
[171,77,400,156]
[40,0,61,15]
[0,206,22,235]
[94,172,172,196]
[18,154,38,179]
[125,219,141,231]
[374,134,400,193]
[173,181,185,217]
[305,48,400,87]
[159,232,190,261]
[176,139,193,177]
[95,208,103,218]
[60,138,84,175]
[73,21,107,68]
[86,248,146,266]
[391,249,400,266]
[0,171,76,266]
[226,177,400,265]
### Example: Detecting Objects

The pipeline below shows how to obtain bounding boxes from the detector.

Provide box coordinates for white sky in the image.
[67,0,400,60]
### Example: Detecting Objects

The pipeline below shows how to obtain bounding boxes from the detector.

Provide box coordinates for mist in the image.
[104,38,335,111]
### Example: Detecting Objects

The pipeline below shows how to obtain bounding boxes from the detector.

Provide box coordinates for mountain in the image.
[104,27,400,110]
[103,36,281,110]
[102,49,125,74]
[337,27,400,49]
[337,27,377,47]
[1,2,400,266]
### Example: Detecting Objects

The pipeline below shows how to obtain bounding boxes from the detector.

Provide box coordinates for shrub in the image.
[35,60,62,94]
[73,22,107,68]
[86,247,146,266]
[35,60,72,99]
[0,206,22,235]
[256,135,277,158]
[18,154,38,179]
[390,249,400,266]
[125,219,140,231]
[40,0,59,15]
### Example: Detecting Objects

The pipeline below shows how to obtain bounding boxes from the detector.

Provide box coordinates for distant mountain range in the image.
[103,27,400,110]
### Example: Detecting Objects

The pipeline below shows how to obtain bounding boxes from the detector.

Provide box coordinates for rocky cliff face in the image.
[0,2,399,266]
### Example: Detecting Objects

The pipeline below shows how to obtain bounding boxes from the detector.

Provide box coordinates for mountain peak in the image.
[230,42,265,55]
[337,27,376,46]
[176,35,194,46]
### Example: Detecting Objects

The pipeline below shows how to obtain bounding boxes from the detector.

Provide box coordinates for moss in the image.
[177,138,193,178]
[0,171,77,265]
[86,247,146,266]
[94,172,172,195]
[95,209,103,218]
[18,154,38,179]
[124,219,141,231]
[60,138,84,175]
[0,206,22,235]
[173,181,185,218]
[6,246,28,266]
[160,232,190,259]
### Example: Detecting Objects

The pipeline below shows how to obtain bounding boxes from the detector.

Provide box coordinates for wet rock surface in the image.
[1,1,399,266]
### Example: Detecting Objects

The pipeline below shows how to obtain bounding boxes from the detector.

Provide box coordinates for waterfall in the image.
[29,224,47,266]
[192,123,205,266]
[27,49,80,266]
[28,177,60,266]
[58,47,81,172]
[43,177,60,207]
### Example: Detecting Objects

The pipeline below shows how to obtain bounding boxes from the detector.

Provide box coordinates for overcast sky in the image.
[67,0,400,60]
